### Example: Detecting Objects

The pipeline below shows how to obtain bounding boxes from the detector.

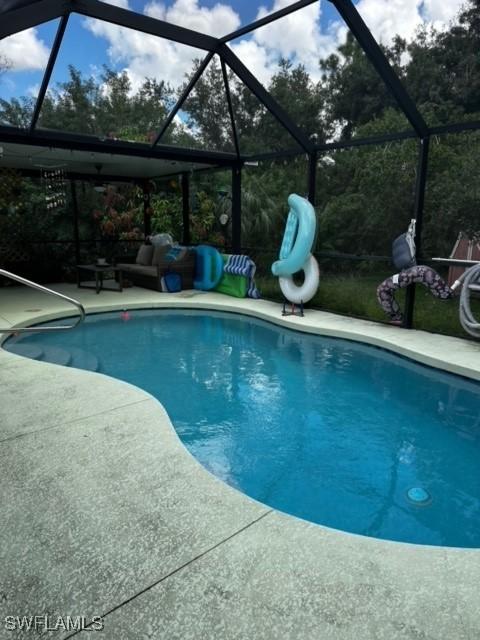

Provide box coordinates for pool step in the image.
[39,346,72,367]
[3,343,44,360]
[3,342,100,372]
[68,348,100,372]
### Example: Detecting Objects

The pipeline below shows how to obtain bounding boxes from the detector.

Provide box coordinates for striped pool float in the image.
[224,254,261,299]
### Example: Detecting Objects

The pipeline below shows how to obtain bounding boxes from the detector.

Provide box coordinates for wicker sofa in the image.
[116,243,196,291]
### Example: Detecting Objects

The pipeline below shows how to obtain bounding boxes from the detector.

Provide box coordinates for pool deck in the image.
[1,283,479,639]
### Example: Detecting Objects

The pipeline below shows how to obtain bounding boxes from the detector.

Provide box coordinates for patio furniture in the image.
[116,244,196,291]
[76,264,123,294]
[442,232,480,287]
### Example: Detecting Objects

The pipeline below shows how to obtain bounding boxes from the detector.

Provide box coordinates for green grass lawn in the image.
[255,272,480,340]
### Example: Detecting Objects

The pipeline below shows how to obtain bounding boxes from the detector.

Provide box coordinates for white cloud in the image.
[145,0,240,37]
[355,0,423,44]
[230,0,345,86]
[100,0,130,8]
[0,28,50,72]
[83,0,465,95]
[84,0,240,92]
[421,0,465,29]
[228,39,275,86]
[230,0,465,86]
[355,0,464,44]
[85,17,201,92]
[254,0,328,61]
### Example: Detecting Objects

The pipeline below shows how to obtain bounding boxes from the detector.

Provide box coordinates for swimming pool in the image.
[4,309,480,547]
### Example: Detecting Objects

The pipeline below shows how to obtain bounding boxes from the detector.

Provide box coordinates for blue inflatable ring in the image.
[194,245,224,291]
[271,194,316,277]
[271,194,320,304]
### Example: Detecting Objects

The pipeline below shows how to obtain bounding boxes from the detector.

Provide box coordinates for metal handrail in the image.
[0,269,85,333]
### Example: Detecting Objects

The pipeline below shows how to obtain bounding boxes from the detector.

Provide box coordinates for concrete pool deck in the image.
[0,283,479,639]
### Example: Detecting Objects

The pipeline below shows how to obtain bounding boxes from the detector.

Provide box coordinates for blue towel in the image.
[165,246,185,261]
[224,254,261,299]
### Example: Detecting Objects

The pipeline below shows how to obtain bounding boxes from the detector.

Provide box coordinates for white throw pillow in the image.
[150,233,173,247]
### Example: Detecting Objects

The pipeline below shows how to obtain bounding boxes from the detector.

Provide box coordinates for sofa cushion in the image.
[152,244,172,265]
[135,244,154,266]
[117,264,157,277]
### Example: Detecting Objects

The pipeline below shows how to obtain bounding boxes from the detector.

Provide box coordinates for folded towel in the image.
[224,254,261,299]
[164,245,186,261]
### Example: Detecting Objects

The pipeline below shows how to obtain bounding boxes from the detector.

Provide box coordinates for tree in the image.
[404,1,480,125]
[178,57,234,152]
[264,59,326,147]
[38,66,99,134]
[319,32,403,139]
[0,96,34,127]
[95,69,175,143]
[3,65,177,143]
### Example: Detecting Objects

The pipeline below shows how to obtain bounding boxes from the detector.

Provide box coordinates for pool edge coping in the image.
[1,293,479,382]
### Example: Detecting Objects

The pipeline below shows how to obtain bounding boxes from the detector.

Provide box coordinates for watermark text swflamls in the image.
[4,615,104,632]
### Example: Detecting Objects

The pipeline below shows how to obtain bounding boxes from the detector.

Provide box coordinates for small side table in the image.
[76,264,123,294]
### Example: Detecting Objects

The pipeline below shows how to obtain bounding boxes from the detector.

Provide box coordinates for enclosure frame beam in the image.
[317,130,418,152]
[307,151,317,205]
[0,0,67,39]
[244,130,418,162]
[243,119,480,162]
[142,180,152,238]
[30,14,69,134]
[403,136,430,329]
[221,59,241,159]
[70,178,81,265]
[429,121,480,135]
[221,0,319,43]
[152,52,215,147]
[242,148,306,163]
[219,44,313,153]
[0,125,238,166]
[14,167,164,183]
[181,172,191,245]
[231,163,242,253]
[71,0,218,51]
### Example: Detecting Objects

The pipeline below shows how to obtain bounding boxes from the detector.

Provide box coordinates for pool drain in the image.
[406,487,432,506]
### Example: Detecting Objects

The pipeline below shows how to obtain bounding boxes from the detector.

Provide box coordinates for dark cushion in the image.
[152,244,172,266]
[164,246,187,262]
[392,233,416,270]
[156,249,195,269]
[135,244,154,266]
[117,264,157,277]
[157,250,196,289]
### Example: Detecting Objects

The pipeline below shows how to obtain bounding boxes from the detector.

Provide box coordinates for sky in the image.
[0,0,466,102]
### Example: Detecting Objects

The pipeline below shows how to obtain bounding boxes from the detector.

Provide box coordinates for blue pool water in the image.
[4,309,480,547]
